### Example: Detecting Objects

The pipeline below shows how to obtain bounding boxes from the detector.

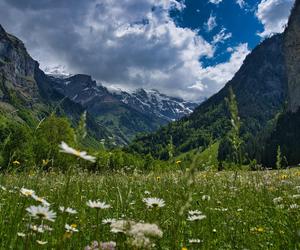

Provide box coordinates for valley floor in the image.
[1,169,300,249]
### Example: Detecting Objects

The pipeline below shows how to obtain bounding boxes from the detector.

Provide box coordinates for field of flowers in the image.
[1,165,300,249]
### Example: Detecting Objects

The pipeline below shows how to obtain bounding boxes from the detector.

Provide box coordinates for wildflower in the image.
[99,241,117,250]
[65,223,79,233]
[273,197,283,204]
[42,159,49,166]
[20,188,35,197]
[143,197,165,208]
[187,214,206,221]
[26,205,56,222]
[17,232,26,237]
[29,224,45,233]
[202,195,211,201]
[188,210,202,216]
[12,160,20,165]
[85,241,116,250]
[144,190,151,195]
[176,160,182,164]
[129,223,163,238]
[279,174,288,180]
[102,218,117,225]
[87,200,111,209]
[31,194,50,207]
[182,248,188,250]
[59,206,77,214]
[36,240,47,245]
[189,239,202,244]
[251,226,264,233]
[85,241,99,250]
[59,141,96,162]
[110,220,132,234]
[290,204,299,209]
[156,176,161,181]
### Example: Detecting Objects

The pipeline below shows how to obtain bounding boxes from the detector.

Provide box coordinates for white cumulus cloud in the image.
[0,0,250,101]
[256,0,294,37]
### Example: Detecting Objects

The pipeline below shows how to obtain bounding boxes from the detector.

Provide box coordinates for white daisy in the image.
[59,142,96,162]
[142,197,165,208]
[273,197,283,204]
[17,232,26,237]
[188,210,202,216]
[31,194,50,207]
[87,200,111,209]
[187,214,207,221]
[20,188,35,197]
[59,206,77,214]
[36,240,47,245]
[26,205,56,222]
[65,224,79,233]
[202,195,211,201]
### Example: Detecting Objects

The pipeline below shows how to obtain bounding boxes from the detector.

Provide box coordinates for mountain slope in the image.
[50,75,197,143]
[129,33,288,159]
[263,0,300,166]
[0,24,113,144]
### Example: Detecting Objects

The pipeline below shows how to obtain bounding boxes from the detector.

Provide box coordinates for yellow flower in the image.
[12,160,20,165]
[182,247,188,250]
[42,159,49,166]
[251,226,264,233]
[294,171,300,177]
[279,174,288,180]
[176,160,182,164]
[156,176,161,181]
[257,227,264,233]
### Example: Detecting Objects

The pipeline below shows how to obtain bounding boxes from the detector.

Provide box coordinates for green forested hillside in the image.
[129,34,287,160]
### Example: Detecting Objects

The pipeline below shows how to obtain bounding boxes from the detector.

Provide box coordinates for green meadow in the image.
[1,168,300,249]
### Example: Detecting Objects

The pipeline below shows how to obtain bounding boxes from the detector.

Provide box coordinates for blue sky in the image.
[0,0,295,101]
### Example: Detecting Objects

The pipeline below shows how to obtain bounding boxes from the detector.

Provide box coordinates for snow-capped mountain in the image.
[116,88,198,121]
[49,74,199,142]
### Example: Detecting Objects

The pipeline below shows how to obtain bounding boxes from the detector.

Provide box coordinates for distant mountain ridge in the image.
[49,74,198,143]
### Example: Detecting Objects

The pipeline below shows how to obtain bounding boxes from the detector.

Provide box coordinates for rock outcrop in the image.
[284,0,300,113]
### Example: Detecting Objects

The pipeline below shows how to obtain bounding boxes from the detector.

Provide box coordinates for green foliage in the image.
[34,115,76,170]
[218,88,244,166]
[0,116,34,170]
[276,146,282,170]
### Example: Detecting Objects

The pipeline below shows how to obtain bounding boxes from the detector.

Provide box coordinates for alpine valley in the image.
[0,24,197,146]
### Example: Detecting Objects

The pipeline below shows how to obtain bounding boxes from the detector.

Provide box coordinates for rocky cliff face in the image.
[284,0,300,113]
[0,25,40,104]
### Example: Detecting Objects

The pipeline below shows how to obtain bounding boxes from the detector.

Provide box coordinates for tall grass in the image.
[1,168,300,249]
